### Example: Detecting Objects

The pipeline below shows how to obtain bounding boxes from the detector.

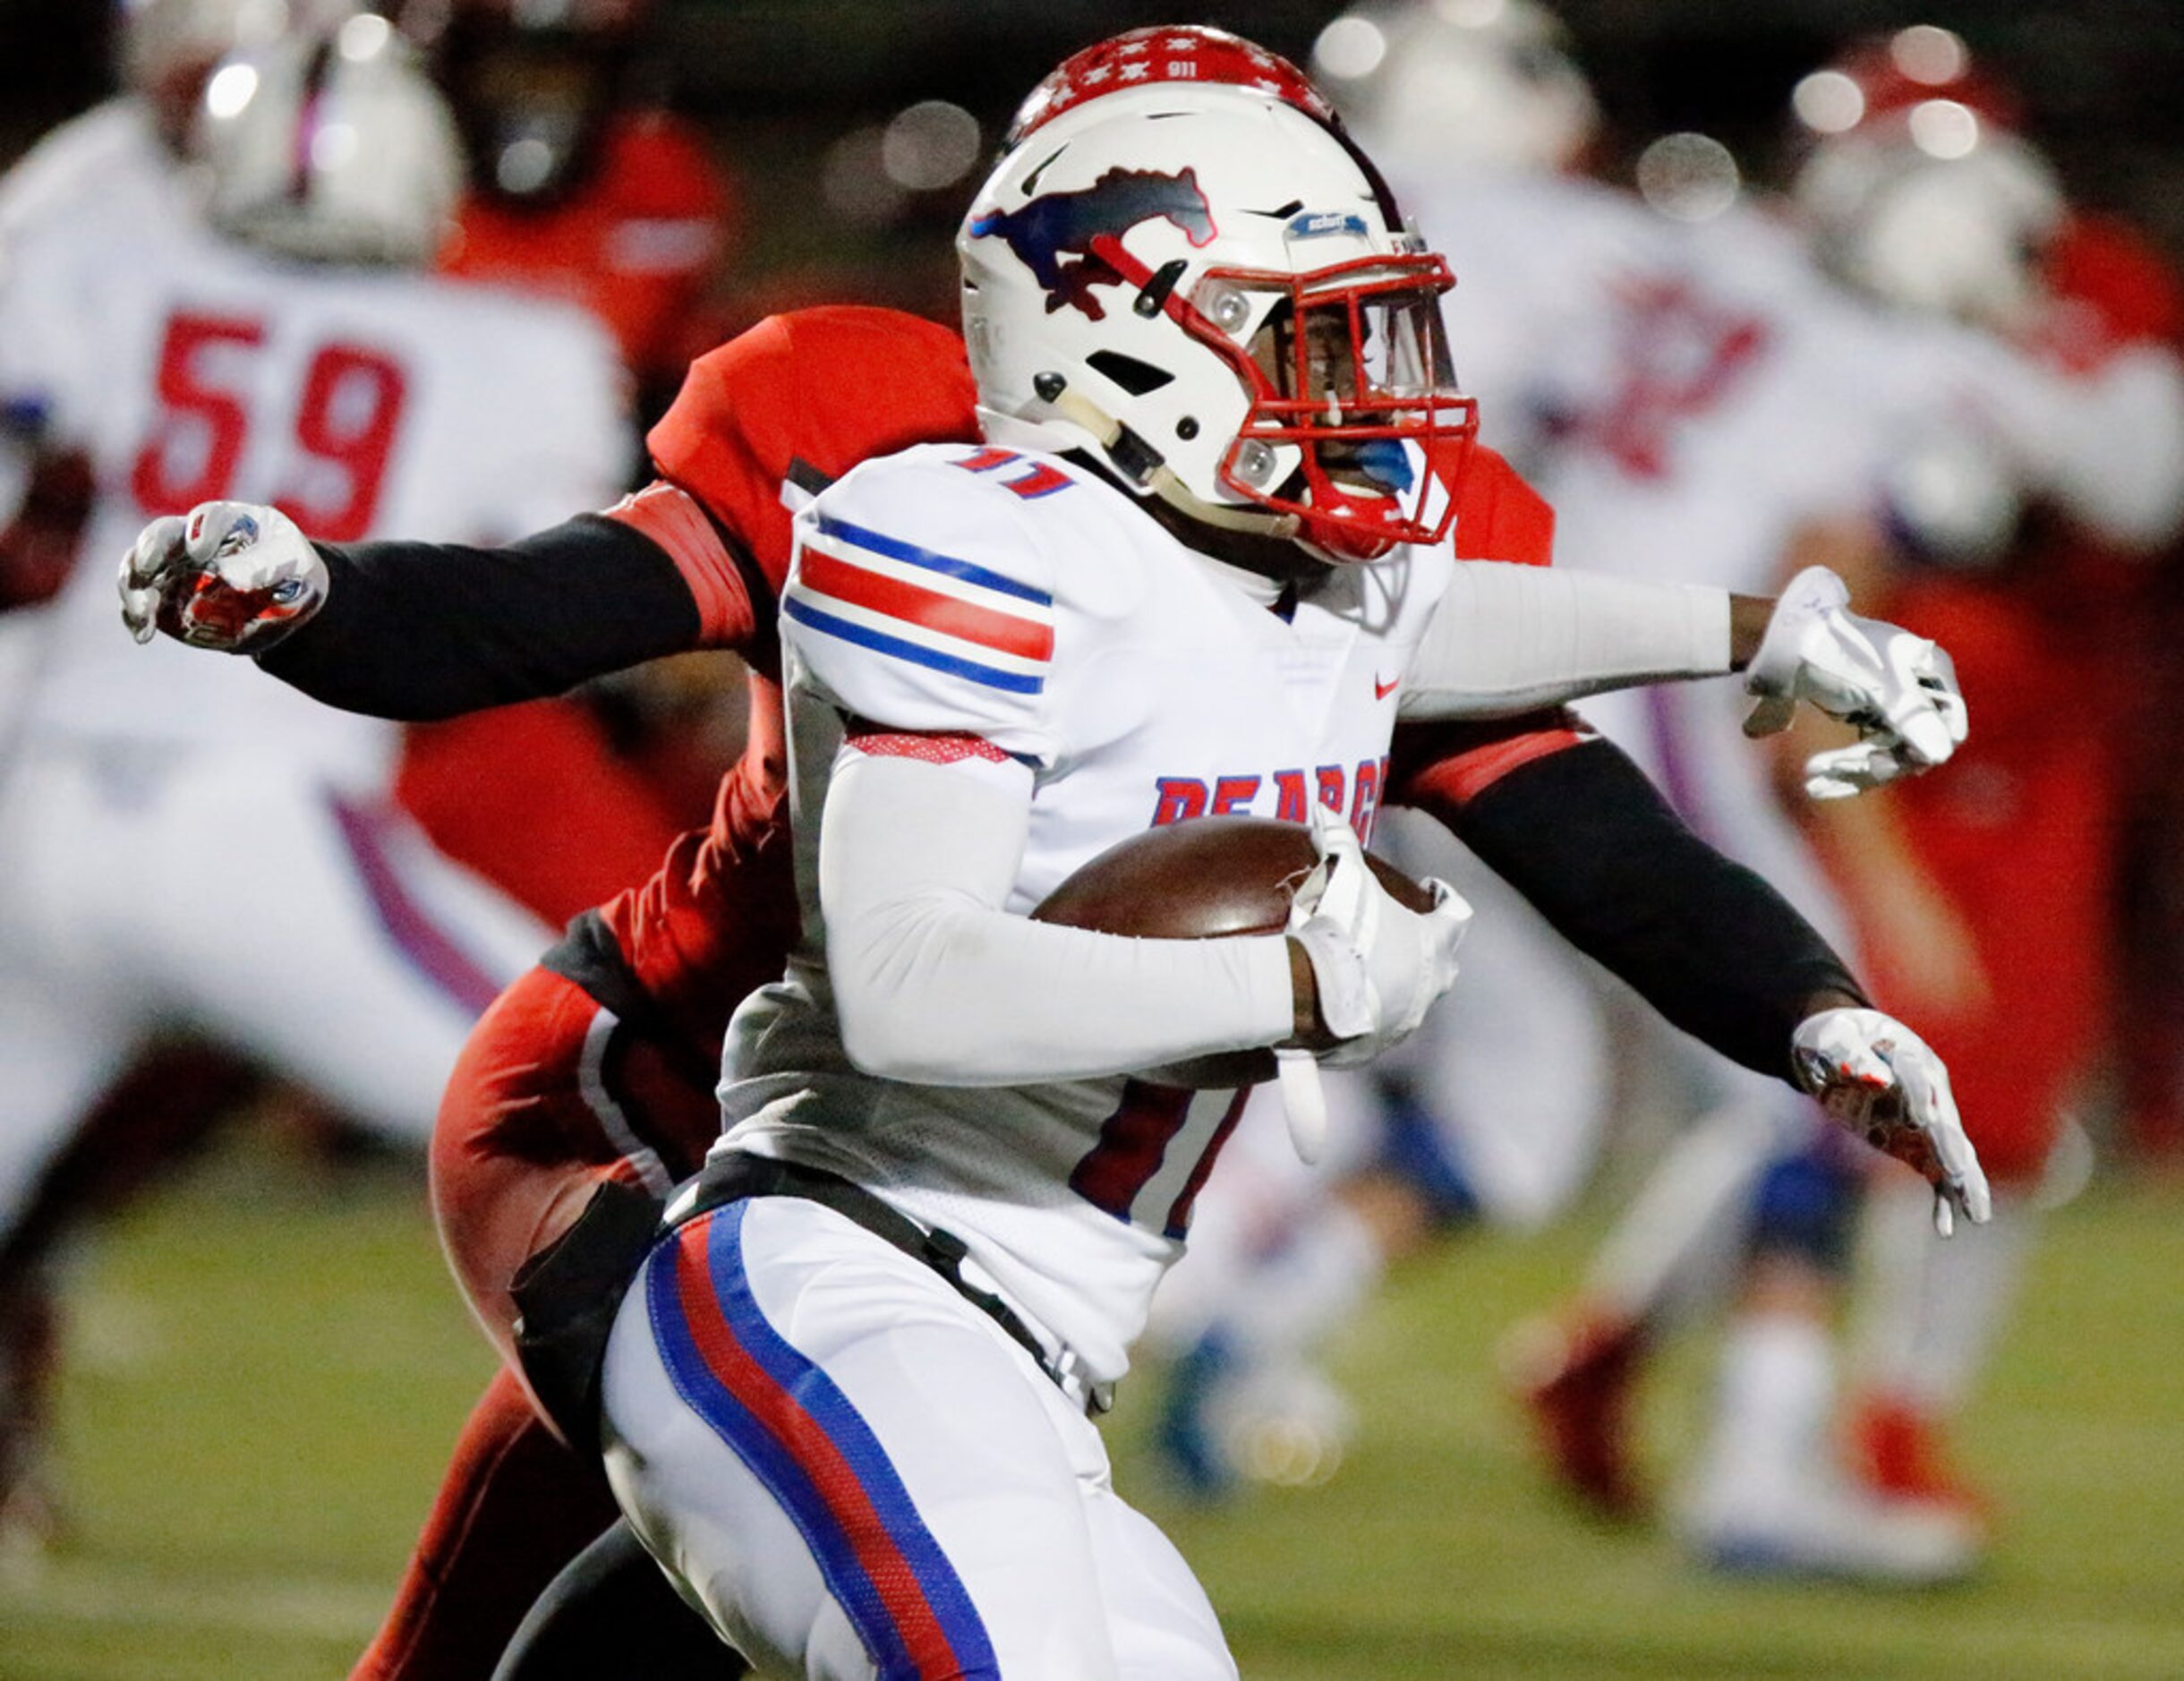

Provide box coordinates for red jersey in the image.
[578,307,980,1058]
[1848,575,2112,1182]
[439,112,731,388]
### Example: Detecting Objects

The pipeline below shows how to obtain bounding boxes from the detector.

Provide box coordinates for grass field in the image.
[2,1132,2180,1679]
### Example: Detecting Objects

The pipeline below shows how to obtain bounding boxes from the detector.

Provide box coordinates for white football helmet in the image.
[1787,30,2061,333]
[194,13,465,266]
[1310,0,1598,177]
[1795,123,2062,331]
[960,79,1475,560]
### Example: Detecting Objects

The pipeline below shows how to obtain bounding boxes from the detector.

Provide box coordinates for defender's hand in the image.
[119,501,327,653]
[1792,1007,1991,1236]
[1286,804,1472,1067]
[1743,566,1968,799]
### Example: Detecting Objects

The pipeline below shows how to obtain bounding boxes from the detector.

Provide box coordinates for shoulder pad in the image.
[784,444,1077,763]
[647,308,978,593]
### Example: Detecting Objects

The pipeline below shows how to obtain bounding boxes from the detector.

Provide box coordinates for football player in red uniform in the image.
[393,0,743,926]
[1821,205,2184,1518]
[406,0,734,408]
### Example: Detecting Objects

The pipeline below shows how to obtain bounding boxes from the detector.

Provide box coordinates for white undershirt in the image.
[1400,562,1733,719]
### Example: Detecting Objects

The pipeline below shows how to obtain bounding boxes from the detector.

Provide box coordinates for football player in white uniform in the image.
[1143,5,2184,1580]
[588,60,1985,1676]
[1511,34,2184,1582]
[0,16,627,1543]
[0,1,300,667]
[1306,7,2181,1580]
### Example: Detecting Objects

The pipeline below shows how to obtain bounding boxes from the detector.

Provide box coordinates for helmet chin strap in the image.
[1150,465,1304,540]
[1037,378,1302,542]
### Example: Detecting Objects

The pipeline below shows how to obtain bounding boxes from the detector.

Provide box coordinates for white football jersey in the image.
[0,205,629,780]
[0,98,196,260]
[718,442,1452,1382]
[1399,166,1674,473]
[1400,181,2092,937]
[1416,174,2180,596]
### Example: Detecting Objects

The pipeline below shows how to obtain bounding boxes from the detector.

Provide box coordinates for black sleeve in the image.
[1444,738,1866,1083]
[254,515,705,721]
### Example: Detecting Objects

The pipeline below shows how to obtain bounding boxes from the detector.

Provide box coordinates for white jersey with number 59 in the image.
[0,209,628,781]
[718,441,1452,1381]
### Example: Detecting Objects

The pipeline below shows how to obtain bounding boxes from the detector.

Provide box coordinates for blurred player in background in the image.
[0,14,636,1555]
[1782,34,2184,1532]
[391,0,745,926]
[1490,21,2184,1576]
[1152,5,2184,1582]
[0,5,689,932]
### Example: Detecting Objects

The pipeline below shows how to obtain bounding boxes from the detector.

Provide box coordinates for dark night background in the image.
[4,1,2182,291]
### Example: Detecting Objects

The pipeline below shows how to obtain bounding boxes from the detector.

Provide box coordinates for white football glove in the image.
[1287,804,1472,1065]
[1742,566,1969,800]
[1791,1007,1992,1237]
[118,500,327,653]
[1273,806,1470,1165]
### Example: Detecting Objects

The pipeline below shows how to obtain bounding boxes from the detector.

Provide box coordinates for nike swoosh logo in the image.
[1374,674,1400,700]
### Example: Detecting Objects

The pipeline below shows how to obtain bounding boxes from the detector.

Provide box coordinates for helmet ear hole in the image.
[1086,350,1174,396]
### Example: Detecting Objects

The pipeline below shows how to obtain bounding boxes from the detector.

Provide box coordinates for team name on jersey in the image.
[1150,756,1389,843]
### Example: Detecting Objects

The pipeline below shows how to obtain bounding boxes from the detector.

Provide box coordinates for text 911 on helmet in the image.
[962,73,1475,563]
[1005,26,1343,151]
[194,13,465,267]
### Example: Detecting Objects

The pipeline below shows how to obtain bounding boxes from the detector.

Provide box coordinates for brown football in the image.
[1031,816,1434,1088]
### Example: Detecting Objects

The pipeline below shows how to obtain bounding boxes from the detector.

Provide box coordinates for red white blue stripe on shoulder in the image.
[788,515,1054,695]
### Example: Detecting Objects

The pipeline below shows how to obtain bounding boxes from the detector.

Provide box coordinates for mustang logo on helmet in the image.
[969,166,1216,320]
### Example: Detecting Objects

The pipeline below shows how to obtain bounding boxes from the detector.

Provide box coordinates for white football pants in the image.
[601,1193,1235,1680]
[0,742,550,1241]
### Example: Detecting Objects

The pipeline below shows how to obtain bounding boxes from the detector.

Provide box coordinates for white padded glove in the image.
[1743,566,1969,800]
[1792,1007,1992,1237]
[119,500,328,653]
[1286,804,1472,1066]
[1272,806,1468,1165]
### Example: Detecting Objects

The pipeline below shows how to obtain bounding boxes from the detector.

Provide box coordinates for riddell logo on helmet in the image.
[970,167,1216,320]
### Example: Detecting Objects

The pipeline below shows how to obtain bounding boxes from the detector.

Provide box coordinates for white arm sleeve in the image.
[820,751,1296,1086]
[1398,561,1733,721]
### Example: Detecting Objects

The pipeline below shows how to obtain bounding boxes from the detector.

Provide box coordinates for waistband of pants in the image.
[664,1151,1113,1416]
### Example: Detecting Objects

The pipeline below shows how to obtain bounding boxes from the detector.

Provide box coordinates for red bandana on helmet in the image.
[1006,26,1342,150]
